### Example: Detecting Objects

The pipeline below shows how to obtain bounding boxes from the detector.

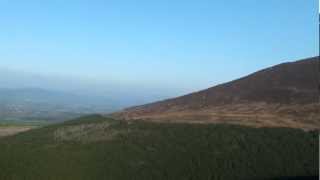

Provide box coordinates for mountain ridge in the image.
[113,57,320,130]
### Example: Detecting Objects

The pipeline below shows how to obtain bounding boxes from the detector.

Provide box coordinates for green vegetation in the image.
[0,119,51,127]
[0,115,318,180]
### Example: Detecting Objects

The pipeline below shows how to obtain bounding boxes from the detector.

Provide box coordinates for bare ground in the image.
[54,121,125,142]
[0,126,35,137]
[113,103,320,130]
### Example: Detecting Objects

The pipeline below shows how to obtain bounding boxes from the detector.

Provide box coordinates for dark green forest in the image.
[0,115,318,180]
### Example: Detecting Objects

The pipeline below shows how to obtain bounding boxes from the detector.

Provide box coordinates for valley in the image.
[0,57,318,180]
[0,0,318,179]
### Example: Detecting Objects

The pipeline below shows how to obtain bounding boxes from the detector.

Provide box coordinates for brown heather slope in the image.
[113,57,320,130]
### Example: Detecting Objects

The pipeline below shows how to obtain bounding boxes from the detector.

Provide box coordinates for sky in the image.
[0,0,318,97]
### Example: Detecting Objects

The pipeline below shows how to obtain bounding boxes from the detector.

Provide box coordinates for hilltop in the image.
[114,57,320,130]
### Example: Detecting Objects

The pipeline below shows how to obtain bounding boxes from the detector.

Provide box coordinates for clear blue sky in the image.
[0,0,318,94]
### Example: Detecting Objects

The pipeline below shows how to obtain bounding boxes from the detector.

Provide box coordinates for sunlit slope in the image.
[115,57,320,130]
[0,115,318,180]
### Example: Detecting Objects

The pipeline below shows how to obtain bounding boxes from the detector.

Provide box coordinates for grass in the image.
[0,115,318,180]
[0,119,51,127]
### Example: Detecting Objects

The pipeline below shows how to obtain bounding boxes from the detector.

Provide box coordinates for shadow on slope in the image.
[0,115,317,180]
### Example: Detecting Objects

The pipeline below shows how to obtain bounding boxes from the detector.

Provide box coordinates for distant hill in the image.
[0,88,118,122]
[0,68,180,109]
[114,57,320,130]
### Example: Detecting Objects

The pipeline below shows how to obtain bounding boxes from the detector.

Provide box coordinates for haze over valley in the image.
[0,0,318,180]
[0,68,186,122]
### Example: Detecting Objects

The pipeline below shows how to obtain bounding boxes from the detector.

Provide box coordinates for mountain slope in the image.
[0,115,317,180]
[114,57,320,130]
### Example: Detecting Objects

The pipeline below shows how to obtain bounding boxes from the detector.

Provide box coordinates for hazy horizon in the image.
[0,0,318,101]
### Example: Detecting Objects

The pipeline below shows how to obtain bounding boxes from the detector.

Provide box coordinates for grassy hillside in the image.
[0,115,318,180]
[0,119,50,127]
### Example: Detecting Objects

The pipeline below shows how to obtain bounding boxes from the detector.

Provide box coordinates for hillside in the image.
[0,115,317,180]
[114,57,320,130]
